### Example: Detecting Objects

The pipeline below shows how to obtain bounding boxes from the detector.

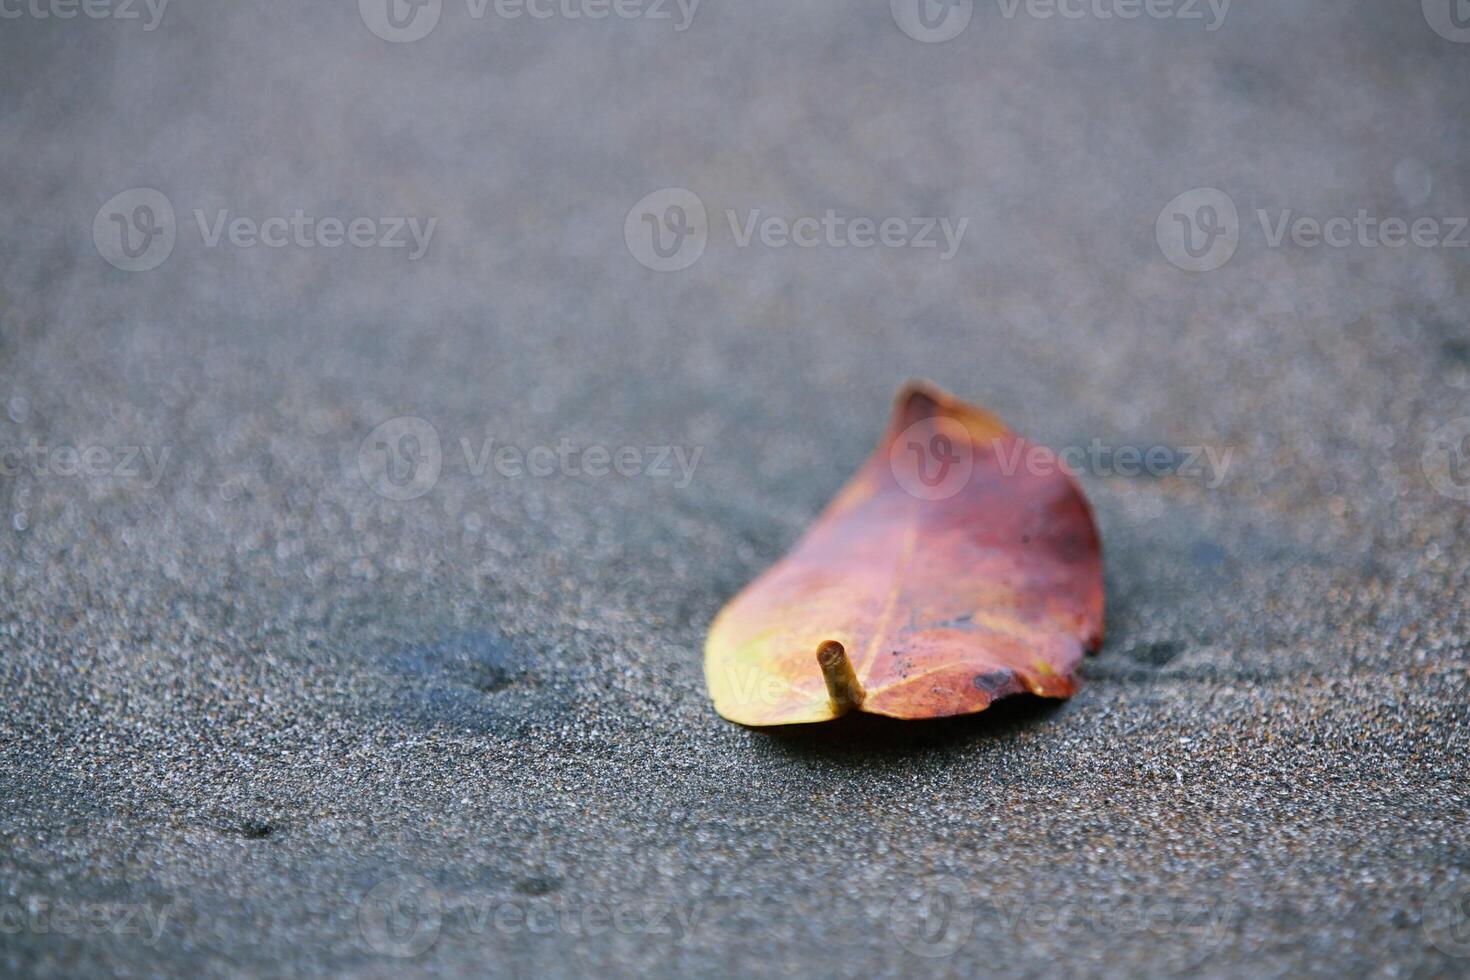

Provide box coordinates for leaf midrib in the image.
[855,503,920,683]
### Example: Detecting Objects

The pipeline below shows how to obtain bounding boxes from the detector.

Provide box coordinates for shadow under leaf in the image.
[748,693,1072,764]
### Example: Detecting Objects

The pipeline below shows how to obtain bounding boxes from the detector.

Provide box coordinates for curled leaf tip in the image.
[816,640,864,715]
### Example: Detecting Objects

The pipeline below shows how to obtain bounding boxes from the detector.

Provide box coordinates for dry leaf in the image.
[704,382,1104,725]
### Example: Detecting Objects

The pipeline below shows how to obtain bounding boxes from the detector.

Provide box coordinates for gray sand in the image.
[1,1,1468,976]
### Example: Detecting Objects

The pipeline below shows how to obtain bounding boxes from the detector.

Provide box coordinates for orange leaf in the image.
[704,382,1104,725]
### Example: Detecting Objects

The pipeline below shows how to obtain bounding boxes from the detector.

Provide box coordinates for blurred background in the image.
[2,0,1468,976]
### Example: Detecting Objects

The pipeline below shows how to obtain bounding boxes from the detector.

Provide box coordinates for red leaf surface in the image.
[704,382,1104,725]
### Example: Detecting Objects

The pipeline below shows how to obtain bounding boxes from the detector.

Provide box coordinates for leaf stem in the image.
[816,640,865,715]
